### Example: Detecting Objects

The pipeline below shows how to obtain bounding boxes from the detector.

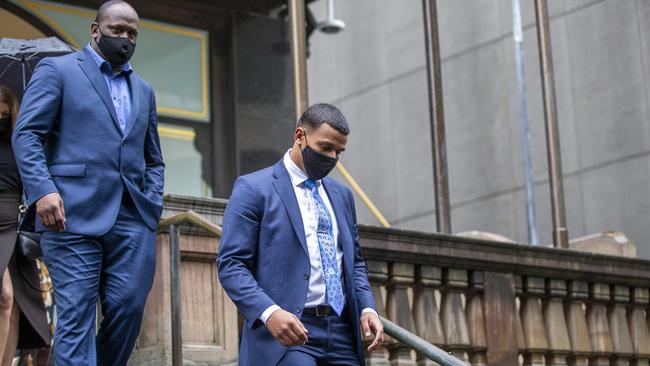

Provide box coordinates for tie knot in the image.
[303,178,317,190]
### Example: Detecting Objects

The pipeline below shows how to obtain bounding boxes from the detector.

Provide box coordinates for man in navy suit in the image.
[217,103,384,365]
[12,1,164,365]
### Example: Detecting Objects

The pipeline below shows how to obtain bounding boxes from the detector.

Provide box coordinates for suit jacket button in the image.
[296,306,302,313]
[303,273,309,280]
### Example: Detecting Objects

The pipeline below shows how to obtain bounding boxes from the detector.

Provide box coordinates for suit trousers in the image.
[277,310,361,366]
[41,192,156,366]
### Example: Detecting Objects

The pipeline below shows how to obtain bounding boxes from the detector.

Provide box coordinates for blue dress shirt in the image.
[86,44,132,133]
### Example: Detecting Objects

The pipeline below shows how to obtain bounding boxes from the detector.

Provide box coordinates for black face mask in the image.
[0,116,10,136]
[96,30,135,66]
[300,135,338,180]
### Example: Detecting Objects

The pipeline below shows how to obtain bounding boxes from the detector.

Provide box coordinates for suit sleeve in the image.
[348,188,377,314]
[12,58,62,206]
[217,177,275,328]
[143,90,165,204]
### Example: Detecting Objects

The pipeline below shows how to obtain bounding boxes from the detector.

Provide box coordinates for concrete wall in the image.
[306,0,650,256]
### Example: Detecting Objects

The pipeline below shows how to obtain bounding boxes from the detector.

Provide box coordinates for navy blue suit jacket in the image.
[217,160,376,366]
[12,48,164,235]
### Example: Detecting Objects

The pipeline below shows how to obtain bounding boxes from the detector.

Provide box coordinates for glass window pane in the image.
[159,123,212,197]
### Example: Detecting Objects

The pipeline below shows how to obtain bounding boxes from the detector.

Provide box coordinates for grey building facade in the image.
[306,0,650,256]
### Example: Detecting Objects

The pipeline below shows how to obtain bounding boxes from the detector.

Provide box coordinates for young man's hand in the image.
[360,312,384,351]
[266,309,309,347]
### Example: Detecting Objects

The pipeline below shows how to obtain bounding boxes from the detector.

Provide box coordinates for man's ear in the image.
[294,127,305,145]
[90,22,100,39]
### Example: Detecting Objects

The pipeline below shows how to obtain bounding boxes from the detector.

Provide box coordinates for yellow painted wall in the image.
[0,7,46,39]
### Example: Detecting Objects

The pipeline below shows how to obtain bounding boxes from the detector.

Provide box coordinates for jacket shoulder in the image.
[237,165,275,187]
[130,72,153,94]
[324,176,353,197]
[38,51,80,69]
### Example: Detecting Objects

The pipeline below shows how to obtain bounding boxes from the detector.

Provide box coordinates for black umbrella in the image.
[0,37,76,100]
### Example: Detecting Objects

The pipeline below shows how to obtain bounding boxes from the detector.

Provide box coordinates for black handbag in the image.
[16,203,43,260]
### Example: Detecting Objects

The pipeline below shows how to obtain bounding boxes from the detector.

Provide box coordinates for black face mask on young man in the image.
[96,30,135,66]
[300,134,338,180]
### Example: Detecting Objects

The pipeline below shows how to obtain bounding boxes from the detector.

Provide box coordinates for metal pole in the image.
[289,0,309,119]
[534,0,569,248]
[512,0,539,245]
[381,317,466,366]
[21,57,26,91]
[421,0,451,233]
[170,224,183,366]
[327,0,334,21]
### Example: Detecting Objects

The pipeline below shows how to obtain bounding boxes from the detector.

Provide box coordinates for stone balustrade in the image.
[359,225,650,366]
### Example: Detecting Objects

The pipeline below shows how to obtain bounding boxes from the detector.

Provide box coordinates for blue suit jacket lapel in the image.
[77,49,122,135]
[272,161,309,258]
[123,74,139,138]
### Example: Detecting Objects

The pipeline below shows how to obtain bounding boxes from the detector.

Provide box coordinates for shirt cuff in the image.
[361,308,378,318]
[259,305,281,325]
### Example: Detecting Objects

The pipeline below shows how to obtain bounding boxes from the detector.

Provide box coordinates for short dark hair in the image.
[95,0,130,24]
[298,103,349,135]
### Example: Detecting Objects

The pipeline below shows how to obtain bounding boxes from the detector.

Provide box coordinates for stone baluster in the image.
[386,262,417,366]
[564,281,592,366]
[587,283,614,366]
[466,271,487,366]
[515,275,527,358]
[628,288,650,366]
[543,279,570,365]
[366,260,391,366]
[413,265,445,366]
[441,268,471,361]
[520,276,549,366]
[609,285,633,366]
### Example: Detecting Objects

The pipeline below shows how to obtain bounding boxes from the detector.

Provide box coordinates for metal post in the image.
[170,224,183,366]
[512,0,540,245]
[534,0,569,248]
[421,0,451,233]
[326,0,334,20]
[21,57,26,91]
[289,0,309,119]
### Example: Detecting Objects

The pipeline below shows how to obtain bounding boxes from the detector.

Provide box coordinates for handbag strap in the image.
[18,194,36,232]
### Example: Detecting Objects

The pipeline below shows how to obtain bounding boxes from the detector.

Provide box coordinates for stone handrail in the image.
[359,224,650,365]
[158,209,222,236]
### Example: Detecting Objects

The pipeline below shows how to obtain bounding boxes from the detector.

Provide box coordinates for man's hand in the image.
[36,192,66,232]
[361,312,384,352]
[265,309,309,347]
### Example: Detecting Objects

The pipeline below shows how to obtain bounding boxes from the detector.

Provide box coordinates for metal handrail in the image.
[157,211,222,366]
[380,317,467,366]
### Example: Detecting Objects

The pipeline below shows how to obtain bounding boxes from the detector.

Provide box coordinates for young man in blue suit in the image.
[12,1,164,364]
[218,104,384,365]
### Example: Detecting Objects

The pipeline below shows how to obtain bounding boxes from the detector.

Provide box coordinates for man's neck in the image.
[289,145,306,174]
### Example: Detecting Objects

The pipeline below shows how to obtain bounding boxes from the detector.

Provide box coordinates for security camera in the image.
[317,0,345,34]
[318,18,345,34]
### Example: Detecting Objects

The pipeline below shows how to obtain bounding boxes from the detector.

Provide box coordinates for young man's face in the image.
[297,123,348,159]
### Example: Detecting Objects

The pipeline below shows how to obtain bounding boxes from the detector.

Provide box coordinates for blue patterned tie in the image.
[303,178,344,316]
